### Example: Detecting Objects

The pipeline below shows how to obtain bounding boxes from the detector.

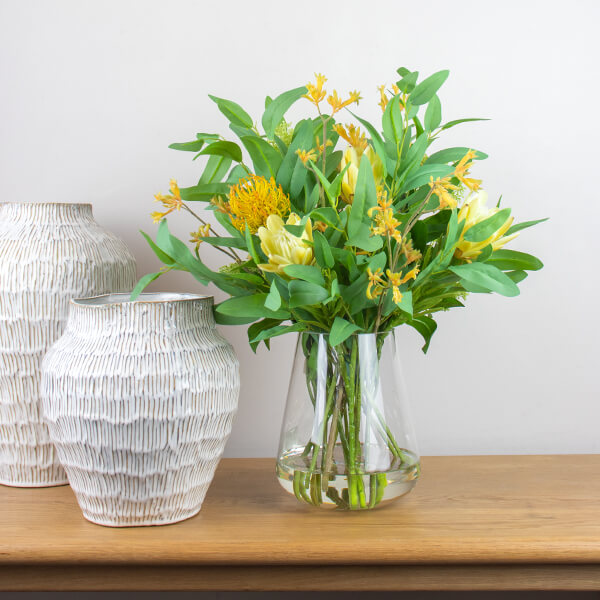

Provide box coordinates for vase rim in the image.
[299,329,395,337]
[71,292,212,307]
[0,202,93,207]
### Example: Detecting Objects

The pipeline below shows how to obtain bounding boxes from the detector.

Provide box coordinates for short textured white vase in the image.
[41,293,240,527]
[0,203,137,487]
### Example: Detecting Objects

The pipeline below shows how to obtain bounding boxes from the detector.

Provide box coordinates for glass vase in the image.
[276,330,420,510]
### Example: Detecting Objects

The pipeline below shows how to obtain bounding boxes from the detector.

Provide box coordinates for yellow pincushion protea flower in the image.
[257,213,314,275]
[455,191,519,261]
[227,175,290,234]
[340,146,384,204]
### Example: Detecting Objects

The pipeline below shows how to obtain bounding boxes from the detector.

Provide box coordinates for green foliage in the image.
[137,66,545,352]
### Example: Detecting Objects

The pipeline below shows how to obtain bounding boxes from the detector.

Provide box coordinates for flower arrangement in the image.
[136,67,544,509]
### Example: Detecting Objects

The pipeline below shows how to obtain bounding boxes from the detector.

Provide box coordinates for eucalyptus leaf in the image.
[288,280,329,308]
[450,262,520,297]
[410,70,449,105]
[262,86,307,138]
[208,95,253,128]
[329,317,362,346]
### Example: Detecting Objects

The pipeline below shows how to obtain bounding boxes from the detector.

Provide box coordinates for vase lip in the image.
[0,202,93,208]
[301,329,394,337]
[71,292,213,307]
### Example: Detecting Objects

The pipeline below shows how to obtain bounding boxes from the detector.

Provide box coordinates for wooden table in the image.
[1,455,599,591]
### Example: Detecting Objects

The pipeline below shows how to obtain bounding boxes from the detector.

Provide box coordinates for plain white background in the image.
[1,0,598,458]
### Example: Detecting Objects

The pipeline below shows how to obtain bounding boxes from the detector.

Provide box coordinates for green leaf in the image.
[261,86,307,138]
[505,270,528,284]
[395,290,413,316]
[208,95,253,128]
[449,263,520,297]
[241,136,282,179]
[215,312,257,325]
[245,225,261,264]
[199,155,232,185]
[440,117,490,131]
[283,264,325,286]
[194,236,247,250]
[506,217,549,236]
[487,249,544,271]
[229,123,257,141]
[408,315,437,353]
[427,147,488,163]
[348,156,377,238]
[410,70,449,105]
[140,230,175,265]
[396,70,419,93]
[276,119,313,194]
[463,208,511,242]
[265,281,282,311]
[215,293,289,319]
[348,111,388,177]
[198,141,243,163]
[168,139,205,152]
[475,243,494,262]
[214,209,241,237]
[227,164,248,185]
[313,230,334,268]
[345,222,383,252]
[329,317,362,347]
[288,280,329,308]
[424,95,442,131]
[180,182,231,201]
[402,163,453,192]
[251,322,305,344]
[310,207,339,228]
[130,272,162,300]
[382,94,403,144]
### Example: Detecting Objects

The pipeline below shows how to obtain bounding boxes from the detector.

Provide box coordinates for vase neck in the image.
[0,203,94,224]
[66,295,216,335]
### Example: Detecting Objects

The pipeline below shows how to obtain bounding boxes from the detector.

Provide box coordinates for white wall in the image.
[1,0,597,457]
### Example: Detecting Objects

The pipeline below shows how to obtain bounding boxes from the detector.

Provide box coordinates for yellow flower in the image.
[296,148,318,166]
[378,85,389,111]
[152,178,184,222]
[454,150,482,192]
[303,73,328,108]
[227,175,290,234]
[327,89,362,114]
[455,191,519,261]
[340,146,384,204]
[386,267,419,304]
[369,190,402,242]
[333,123,368,153]
[190,223,211,249]
[257,213,315,275]
[429,176,460,210]
[366,267,384,299]
[402,239,422,264]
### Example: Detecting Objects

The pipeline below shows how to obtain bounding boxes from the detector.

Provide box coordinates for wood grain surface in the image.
[1,455,599,590]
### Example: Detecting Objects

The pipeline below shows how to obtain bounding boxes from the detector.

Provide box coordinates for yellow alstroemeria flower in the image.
[340,146,384,204]
[257,213,315,276]
[366,267,384,299]
[152,178,184,222]
[455,191,519,261]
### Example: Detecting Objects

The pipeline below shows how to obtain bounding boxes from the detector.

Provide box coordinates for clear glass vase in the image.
[276,330,420,510]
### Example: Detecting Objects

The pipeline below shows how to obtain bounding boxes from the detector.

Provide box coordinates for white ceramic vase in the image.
[41,293,240,527]
[0,203,137,487]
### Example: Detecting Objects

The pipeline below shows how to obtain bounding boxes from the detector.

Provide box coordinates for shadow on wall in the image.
[0,592,599,599]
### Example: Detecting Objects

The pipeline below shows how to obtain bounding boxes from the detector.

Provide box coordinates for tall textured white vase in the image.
[0,203,137,487]
[41,293,240,527]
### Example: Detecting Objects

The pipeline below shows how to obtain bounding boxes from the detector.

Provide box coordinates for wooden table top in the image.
[2,455,600,591]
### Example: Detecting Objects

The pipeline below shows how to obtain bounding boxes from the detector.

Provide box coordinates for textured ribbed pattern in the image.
[41,294,240,527]
[0,203,137,487]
